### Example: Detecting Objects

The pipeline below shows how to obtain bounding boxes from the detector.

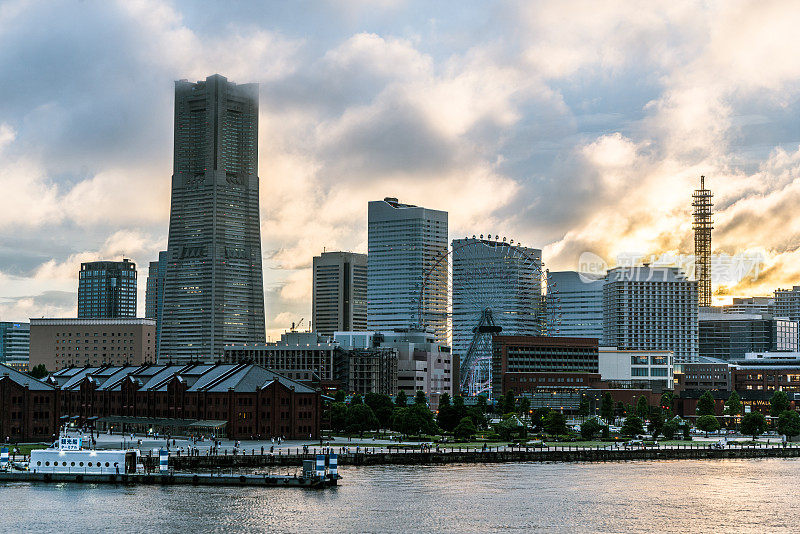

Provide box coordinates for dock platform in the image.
[0,471,338,488]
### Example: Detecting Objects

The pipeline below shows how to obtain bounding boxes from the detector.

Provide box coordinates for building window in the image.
[632,368,649,377]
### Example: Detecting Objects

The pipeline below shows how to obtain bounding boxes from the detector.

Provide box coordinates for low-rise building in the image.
[30,318,156,371]
[223,332,337,386]
[598,348,673,392]
[48,363,320,439]
[674,360,731,391]
[0,364,59,442]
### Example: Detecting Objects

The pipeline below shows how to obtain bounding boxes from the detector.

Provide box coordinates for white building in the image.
[603,266,699,363]
[367,198,448,344]
[312,251,367,338]
[547,271,604,340]
[452,238,542,367]
[598,347,674,390]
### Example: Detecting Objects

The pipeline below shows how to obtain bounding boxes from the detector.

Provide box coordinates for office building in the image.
[698,310,799,360]
[491,335,599,399]
[312,251,367,338]
[0,322,30,372]
[144,250,168,356]
[451,238,542,367]
[47,363,320,439]
[29,318,156,370]
[160,74,266,363]
[603,266,699,362]
[546,271,604,339]
[223,332,337,386]
[77,259,137,318]
[334,330,455,408]
[775,286,800,320]
[597,348,673,391]
[723,297,775,315]
[674,360,732,391]
[333,347,398,396]
[367,198,448,343]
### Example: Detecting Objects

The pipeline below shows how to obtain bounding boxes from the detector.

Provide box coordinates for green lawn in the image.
[8,443,49,456]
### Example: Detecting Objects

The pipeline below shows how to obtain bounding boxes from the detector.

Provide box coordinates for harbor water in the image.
[1,458,797,533]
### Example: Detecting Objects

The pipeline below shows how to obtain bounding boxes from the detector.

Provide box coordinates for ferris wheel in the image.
[415,235,562,399]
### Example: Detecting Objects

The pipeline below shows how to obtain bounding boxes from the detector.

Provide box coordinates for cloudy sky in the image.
[2,0,800,338]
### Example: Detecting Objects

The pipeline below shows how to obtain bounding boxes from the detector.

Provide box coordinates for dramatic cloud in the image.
[3,0,800,336]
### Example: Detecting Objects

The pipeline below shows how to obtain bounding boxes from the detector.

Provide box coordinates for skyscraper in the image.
[546,271,604,339]
[77,259,137,318]
[451,238,542,366]
[0,322,30,372]
[367,197,448,343]
[603,266,699,362]
[312,251,367,338]
[159,74,266,362]
[145,250,168,355]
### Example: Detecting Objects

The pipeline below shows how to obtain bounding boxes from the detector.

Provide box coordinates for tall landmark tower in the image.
[692,175,713,308]
[160,74,266,362]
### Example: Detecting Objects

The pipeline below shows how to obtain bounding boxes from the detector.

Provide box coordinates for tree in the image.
[696,414,721,436]
[350,393,363,405]
[392,404,436,436]
[621,415,644,437]
[696,391,716,416]
[414,390,427,406]
[439,393,451,408]
[395,390,408,407]
[725,390,742,417]
[476,395,488,413]
[530,408,550,432]
[543,410,568,435]
[770,390,791,418]
[28,364,48,379]
[741,412,767,440]
[777,410,800,439]
[648,411,664,439]
[662,419,679,440]
[519,397,531,419]
[495,419,521,441]
[454,417,477,441]
[615,401,626,418]
[600,392,615,423]
[346,404,378,436]
[581,418,603,440]
[329,402,349,432]
[578,396,591,418]
[501,391,516,415]
[660,391,674,414]
[365,393,394,429]
[437,394,461,433]
[635,396,650,420]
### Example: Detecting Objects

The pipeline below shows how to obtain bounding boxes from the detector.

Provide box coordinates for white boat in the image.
[30,434,138,475]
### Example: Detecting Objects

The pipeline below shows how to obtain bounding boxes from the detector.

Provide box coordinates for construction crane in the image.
[290,318,305,332]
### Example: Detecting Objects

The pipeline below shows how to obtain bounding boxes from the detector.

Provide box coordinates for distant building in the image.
[77,259,137,318]
[223,332,337,386]
[699,310,799,360]
[0,322,30,372]
[312,251,367,338]
[723,296,775,315]
[160,74,266,363]
[367,198,448,344]
[334,330,455,409]
[333,347,398,396]
[729,356,800,394]
[0,364,58,442]
[603,266,698,362]
[547,271,604,340]
[775,286,800,320]
[47,363,320,439]
[451,238,542,368]
[598,348,673,391]
[29,318,156,371]
[144,250,168,356]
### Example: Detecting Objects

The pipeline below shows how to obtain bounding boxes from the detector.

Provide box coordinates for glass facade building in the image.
[546,271,604,340]
[145,250,168,356]
[367,198,448,344]
[77,259,137,318]
[160,74,266,362]
[0,322,30,372]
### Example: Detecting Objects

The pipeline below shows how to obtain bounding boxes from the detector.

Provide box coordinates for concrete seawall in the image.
[142,446,800,470]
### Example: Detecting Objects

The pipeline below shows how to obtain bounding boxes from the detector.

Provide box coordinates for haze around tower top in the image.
[1,1,799,338]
